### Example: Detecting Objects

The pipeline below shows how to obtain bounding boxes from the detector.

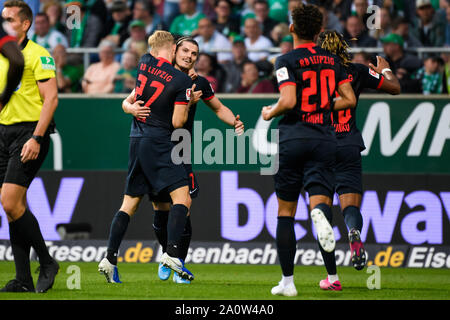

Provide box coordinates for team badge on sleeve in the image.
[186,88,192,100]
[368,68,380,79]
[40,56,56,70]
[276,67,289,83]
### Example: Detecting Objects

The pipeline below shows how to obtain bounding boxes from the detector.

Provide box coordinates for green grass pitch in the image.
[0,261,449,300]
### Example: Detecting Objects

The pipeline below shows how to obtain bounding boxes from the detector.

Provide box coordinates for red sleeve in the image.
[0,35,16,52]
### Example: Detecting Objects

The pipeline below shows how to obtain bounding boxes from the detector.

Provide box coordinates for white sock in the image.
[281,275,294,286]
[328,274,339,283]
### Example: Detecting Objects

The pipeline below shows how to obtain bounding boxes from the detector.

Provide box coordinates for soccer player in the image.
[99,36,244,284]
[261,4,356,297]
[0,16,24,108]
[316,30,400,290]
[0,1,59,293]
[150,36,244,284]
[99,30,198,283]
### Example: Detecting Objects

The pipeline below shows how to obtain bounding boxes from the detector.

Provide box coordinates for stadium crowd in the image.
[13,0,450,94]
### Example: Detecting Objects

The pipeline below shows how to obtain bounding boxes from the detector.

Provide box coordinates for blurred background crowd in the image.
[4,0,450,95]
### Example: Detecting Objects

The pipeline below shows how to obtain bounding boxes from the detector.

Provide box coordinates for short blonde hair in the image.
[147,30,174,53]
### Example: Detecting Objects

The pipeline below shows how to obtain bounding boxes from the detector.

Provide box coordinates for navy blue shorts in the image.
[125,132,188,197]
[334,145,362,195]
[148,163,199,203]
[274,138,336,202]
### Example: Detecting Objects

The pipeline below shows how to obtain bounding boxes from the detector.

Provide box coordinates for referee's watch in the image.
[32,135,44,144]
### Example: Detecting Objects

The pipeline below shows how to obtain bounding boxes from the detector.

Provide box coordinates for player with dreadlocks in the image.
[316,30,400,291]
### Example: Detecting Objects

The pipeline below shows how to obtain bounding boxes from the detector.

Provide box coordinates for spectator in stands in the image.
[243,17,273,61]
[412,55,444,94]
[213,0,241,38]
[343,15,377,47]
[381,33,423,93]
[445,0,450,45]
[30,12,68,51]
[164,0,205,27]
[375,0,416,23]
[103,0,132,48]
[196,52,220,91]
[351,51,372,66]
[253,0,278,39]
[114,50,139,93]
[170,0,206,36]
[288,0,302,24]
[82,40,121,93]
[222,35,251,93]
[268,0,289,23]
[331,0,352,21]
[43,0,65,34]
[411,0,446,47]
[269,34,293,65]
[269,22,289,46]
[352,0,370,26]
[369,7,392,41]
[237,60,275,93]
[319,3,344,33]
[195,17,233,63]
[65,0,103,48]
[392,16,423,49]
[122,20,147,51]
[53,44,84,93]
[132,0,165,37]
[129,40,148,59]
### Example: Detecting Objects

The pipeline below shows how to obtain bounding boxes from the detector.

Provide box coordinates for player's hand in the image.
[369,56,390,75]
[188,68,198,80]
[190,83,203,104]
[21,138,40,163]
[129,100,150,118]
[234,114,244,136]
[261,106,273,121]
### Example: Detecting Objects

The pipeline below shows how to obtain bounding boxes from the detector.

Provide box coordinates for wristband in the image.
[32,135,43,144]
[381,68,392,75]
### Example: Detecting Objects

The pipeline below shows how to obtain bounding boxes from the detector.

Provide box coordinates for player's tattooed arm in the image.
[122,89,150,118]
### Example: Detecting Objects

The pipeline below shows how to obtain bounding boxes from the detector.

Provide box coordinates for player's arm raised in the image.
[21,78,58,162]
[334,81,356,111]
[369,56,401,95]
[0,41,24,109]
[204,97,244,135]
[122,89,150,118]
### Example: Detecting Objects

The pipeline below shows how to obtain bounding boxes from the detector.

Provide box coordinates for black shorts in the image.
[274,138,336,202]
[124,131,188,197]
[148,163,199,203]
[334,145,362,195]
[0,122,50,188]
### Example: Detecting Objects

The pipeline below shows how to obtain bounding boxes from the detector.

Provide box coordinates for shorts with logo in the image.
[274,138,336,202]
[334,144,362,195]
[0,122,51,188]
[148,163,199,203]
[125,128,188,197]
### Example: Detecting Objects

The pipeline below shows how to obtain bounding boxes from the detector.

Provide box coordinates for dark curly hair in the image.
[291,4,323,41]
[317,30,351,66]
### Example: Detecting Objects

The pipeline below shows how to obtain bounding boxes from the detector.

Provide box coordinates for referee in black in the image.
[0,1,59,293]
